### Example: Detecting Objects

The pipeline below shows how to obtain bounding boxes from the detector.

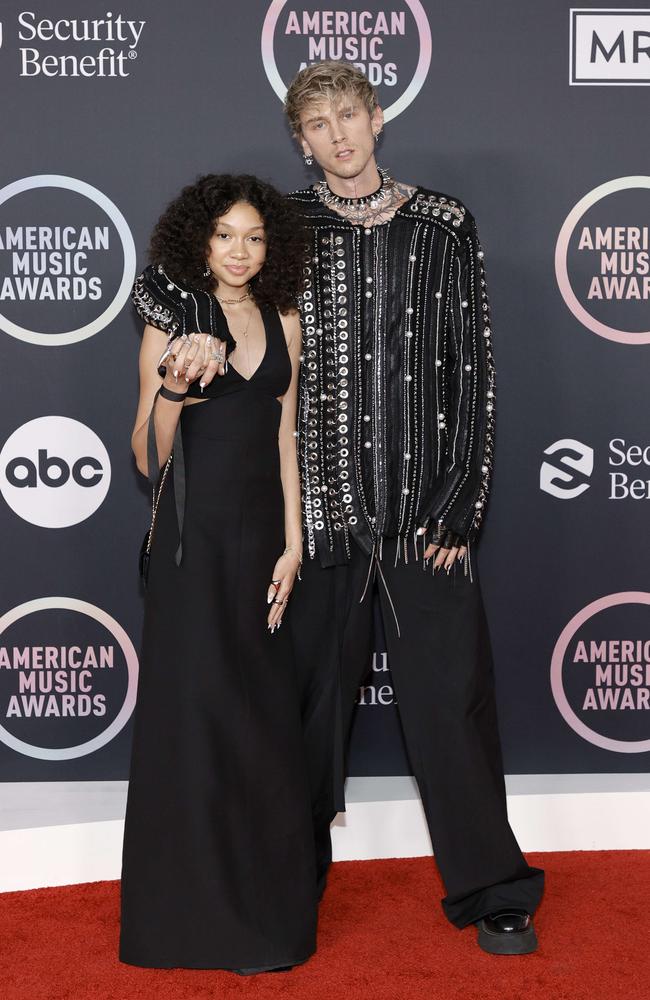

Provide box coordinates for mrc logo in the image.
[570,8,650,85]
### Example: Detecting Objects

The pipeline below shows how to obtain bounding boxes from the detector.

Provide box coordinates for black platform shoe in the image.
[476,908,538,955]
[232,965,294,976]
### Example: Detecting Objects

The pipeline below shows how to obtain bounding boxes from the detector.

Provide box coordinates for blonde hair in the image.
[284,61,378,135]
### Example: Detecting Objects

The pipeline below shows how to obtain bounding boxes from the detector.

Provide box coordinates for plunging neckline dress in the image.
[120,305,317,971]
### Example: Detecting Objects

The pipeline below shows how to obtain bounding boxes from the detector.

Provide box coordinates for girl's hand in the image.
[160,332,229,390]
[266,549,302,631]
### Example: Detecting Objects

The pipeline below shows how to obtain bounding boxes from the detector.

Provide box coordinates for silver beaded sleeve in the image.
[420,212,496,542]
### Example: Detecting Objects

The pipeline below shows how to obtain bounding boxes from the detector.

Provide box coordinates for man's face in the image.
[298,95,384,180]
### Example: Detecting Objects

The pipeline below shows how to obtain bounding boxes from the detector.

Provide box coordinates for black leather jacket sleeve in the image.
[131,264,236,354]
[419,213,496,544]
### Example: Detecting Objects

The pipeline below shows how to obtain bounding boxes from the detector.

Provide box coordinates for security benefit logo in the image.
[541,438,650,502]
[0,416,110,528]
[0,598,138,761]
[570,9,650,85]
[555,177,650,345]
[262,0,431,121]
[9,10,146,77]
[540,439,593,499]
[0,175,135,346]
[551,593,650,753]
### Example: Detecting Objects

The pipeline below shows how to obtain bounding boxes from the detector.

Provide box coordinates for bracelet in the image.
[283,545,303,565]
[159,385,187,403]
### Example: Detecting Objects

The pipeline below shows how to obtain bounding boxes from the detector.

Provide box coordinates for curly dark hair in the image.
[149,174,306,314]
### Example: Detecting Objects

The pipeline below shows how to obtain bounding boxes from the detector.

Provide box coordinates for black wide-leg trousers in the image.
[289,536,544,928]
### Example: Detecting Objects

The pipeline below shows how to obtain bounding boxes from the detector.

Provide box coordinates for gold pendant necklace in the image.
[226,303,256,377]
[216,288,251,304]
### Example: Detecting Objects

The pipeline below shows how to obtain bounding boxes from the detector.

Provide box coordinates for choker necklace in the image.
[315,166,393,211]
[216,289,251,305]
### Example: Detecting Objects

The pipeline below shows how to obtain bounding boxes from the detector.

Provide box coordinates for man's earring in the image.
[303,153,313,166]
[374,128,383,140]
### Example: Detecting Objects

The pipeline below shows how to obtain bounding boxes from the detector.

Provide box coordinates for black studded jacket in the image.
[288,185,496,568]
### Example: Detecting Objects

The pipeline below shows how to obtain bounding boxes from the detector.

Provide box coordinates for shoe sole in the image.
[477,922,538,955]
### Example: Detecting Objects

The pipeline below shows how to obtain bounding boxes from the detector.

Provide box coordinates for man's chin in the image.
[326,158,366,179]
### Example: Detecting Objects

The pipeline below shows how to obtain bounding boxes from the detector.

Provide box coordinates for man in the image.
[284,61,544,955]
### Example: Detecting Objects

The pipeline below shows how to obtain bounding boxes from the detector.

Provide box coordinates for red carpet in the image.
[1,852,649,1000]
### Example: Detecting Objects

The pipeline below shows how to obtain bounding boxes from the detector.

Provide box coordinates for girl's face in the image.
[206,201,267,289]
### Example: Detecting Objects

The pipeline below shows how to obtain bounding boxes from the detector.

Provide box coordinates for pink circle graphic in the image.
[554,175,650,345]
[261,0,432,123]
[0,597,138,760]
[550,591,650,753]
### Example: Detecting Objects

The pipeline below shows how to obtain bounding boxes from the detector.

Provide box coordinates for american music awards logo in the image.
[0,597,138,761]
[0,175,135,346]
[555,176,650,345]
[551,593,650,753]
[261,0,432,121]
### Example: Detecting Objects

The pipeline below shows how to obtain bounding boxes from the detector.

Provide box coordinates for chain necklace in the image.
[315,166,392,211]
[222,301,256,377]
[216,287,251,304]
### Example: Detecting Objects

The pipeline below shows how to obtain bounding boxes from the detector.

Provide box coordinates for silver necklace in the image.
[315,166,392,211]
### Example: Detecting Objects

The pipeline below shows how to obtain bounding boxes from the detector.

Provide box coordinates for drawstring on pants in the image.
[359,541,402,639]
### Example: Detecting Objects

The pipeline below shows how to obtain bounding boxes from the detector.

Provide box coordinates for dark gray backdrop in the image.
[0,0,648,781]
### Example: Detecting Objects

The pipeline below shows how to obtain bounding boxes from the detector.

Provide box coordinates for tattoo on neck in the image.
[316,179,417,227]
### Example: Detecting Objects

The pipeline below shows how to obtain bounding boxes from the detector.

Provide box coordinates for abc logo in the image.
[0,416,111,527]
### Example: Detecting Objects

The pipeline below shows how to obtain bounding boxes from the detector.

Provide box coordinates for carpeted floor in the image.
[1,852,649,1000]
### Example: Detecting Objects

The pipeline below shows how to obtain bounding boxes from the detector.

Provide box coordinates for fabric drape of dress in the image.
[120,291,317,971]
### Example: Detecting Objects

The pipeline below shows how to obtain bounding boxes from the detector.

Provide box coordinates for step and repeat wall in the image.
[0,1,648,784]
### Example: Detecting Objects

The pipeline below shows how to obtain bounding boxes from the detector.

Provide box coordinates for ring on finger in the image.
[271,597,286,605]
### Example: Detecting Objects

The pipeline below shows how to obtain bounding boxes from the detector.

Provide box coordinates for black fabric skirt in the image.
[120,392,317,970]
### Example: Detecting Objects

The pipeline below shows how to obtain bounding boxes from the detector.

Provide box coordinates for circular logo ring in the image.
[0,597,138,760]
[555,175,650,345]
[261,0,432,123]
[0,174,136,346]
[550,591,650,753]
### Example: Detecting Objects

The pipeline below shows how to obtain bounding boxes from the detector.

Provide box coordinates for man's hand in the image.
[162,332,229,388]
[419,526,467,571]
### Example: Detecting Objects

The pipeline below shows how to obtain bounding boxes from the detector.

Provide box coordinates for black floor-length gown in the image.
[120,306,317,970]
